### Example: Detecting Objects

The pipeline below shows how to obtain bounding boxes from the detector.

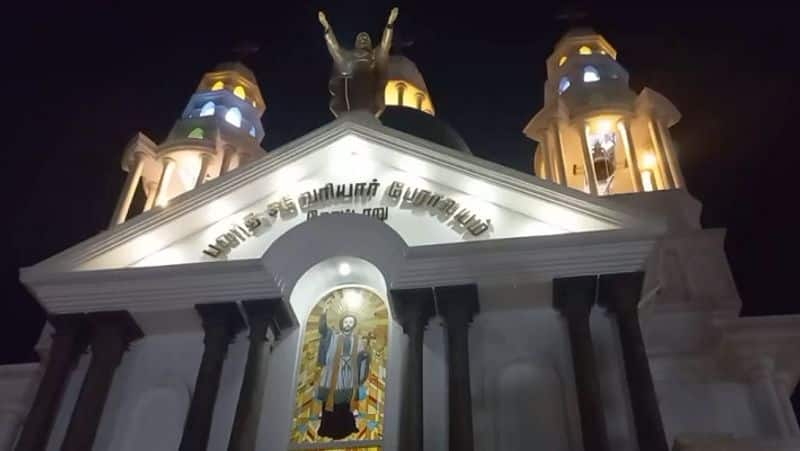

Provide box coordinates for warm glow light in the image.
[641,169,655,192]
[385,79,435,115]
[579,46,592,55]
[338,262,351,276]
[211,81,224,91]
[641,152,657,169]
[233,86,246,100]
[558,55,567,66]
[177,155,202,189]
[594,119,614,133]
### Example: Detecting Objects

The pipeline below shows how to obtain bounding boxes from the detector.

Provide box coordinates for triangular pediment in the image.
[24,115,665,276]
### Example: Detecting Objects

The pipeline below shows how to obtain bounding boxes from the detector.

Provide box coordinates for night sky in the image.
[3,1,797,413]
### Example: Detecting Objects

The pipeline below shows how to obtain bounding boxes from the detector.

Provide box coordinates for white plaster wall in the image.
[657,379,757,442]
[469,303,579,451]
[42,331,247,451]
[0,363,41,451]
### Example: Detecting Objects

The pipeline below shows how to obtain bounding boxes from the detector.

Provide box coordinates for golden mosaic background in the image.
[290,286,389,448]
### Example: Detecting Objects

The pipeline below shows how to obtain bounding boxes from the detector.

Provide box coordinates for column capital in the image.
[391,288,436,334]
[196,302,246,343]
[86,311,143,343]
[48,313,90,341]
[553,275,598,317]
[241,298,297,341]
[435,284,479,327]
[598,272,645,315]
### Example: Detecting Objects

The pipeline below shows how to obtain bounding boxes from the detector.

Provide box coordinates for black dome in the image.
[380,106,471,153]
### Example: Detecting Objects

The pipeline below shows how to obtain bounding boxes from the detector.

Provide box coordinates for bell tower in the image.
[109,61,267,226]
[524,28,685,196]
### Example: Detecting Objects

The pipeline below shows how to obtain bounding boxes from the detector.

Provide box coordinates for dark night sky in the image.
[2,0,797,410]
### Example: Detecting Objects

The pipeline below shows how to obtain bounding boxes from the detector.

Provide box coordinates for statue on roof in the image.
[318,7,398,118]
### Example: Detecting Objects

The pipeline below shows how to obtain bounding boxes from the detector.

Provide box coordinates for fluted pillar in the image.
[435,284,479,451]
[143,181,157,212]
[579,124,599,195]
[553,276,610,451]
[15,315,89,451]
[221,146,237,175]
[655,120,686,189]
[391,288,435,451]
[195,153,213,189]
[61,312,143,451]
[617,120,643,192]
[228,299,295,451]
[154,157,177,207]
[599,272,668,451]
[179,303,245,451]
[647,120,674,189]
[110,153,145,226]
[548,124,568,186]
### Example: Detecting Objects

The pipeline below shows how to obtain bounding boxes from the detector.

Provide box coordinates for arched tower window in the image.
[558,55,567,66]
[187,128,204,139]
[233,85,246,100]
[211,81,224,91]
[290,286,389,448]
[579,45,592,55]
[249,125,256,137]
[583,66,600,83]
[199,101,215,117]
[558,76,571,94]
[224,107,242,127]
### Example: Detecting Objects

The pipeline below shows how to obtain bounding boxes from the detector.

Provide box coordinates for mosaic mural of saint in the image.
[315,303,371,439]
[290,287,389,448]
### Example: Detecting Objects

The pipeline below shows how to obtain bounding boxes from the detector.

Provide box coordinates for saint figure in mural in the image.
[315,301,371,439]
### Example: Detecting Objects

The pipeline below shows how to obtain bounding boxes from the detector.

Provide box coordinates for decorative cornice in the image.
[25,116,663,277]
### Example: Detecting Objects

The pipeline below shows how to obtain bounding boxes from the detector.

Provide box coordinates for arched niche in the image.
[261,213,408,303]
[257,254,403,451]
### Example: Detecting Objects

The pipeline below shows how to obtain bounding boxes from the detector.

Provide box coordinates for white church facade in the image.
[1,27,799,451]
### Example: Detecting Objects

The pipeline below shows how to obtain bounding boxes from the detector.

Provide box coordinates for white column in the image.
[154,157,177,208]
[656,120,686,189]
[647,119,674,189]
[109,153,145,226]
[220,146,237,175]
[143,181,157,212]
[548,124,568,187]
[579,123,599,195]
[617,120,643,192]
[537,138,551,180]
[776,374,800,436]
[194,154,213,189]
